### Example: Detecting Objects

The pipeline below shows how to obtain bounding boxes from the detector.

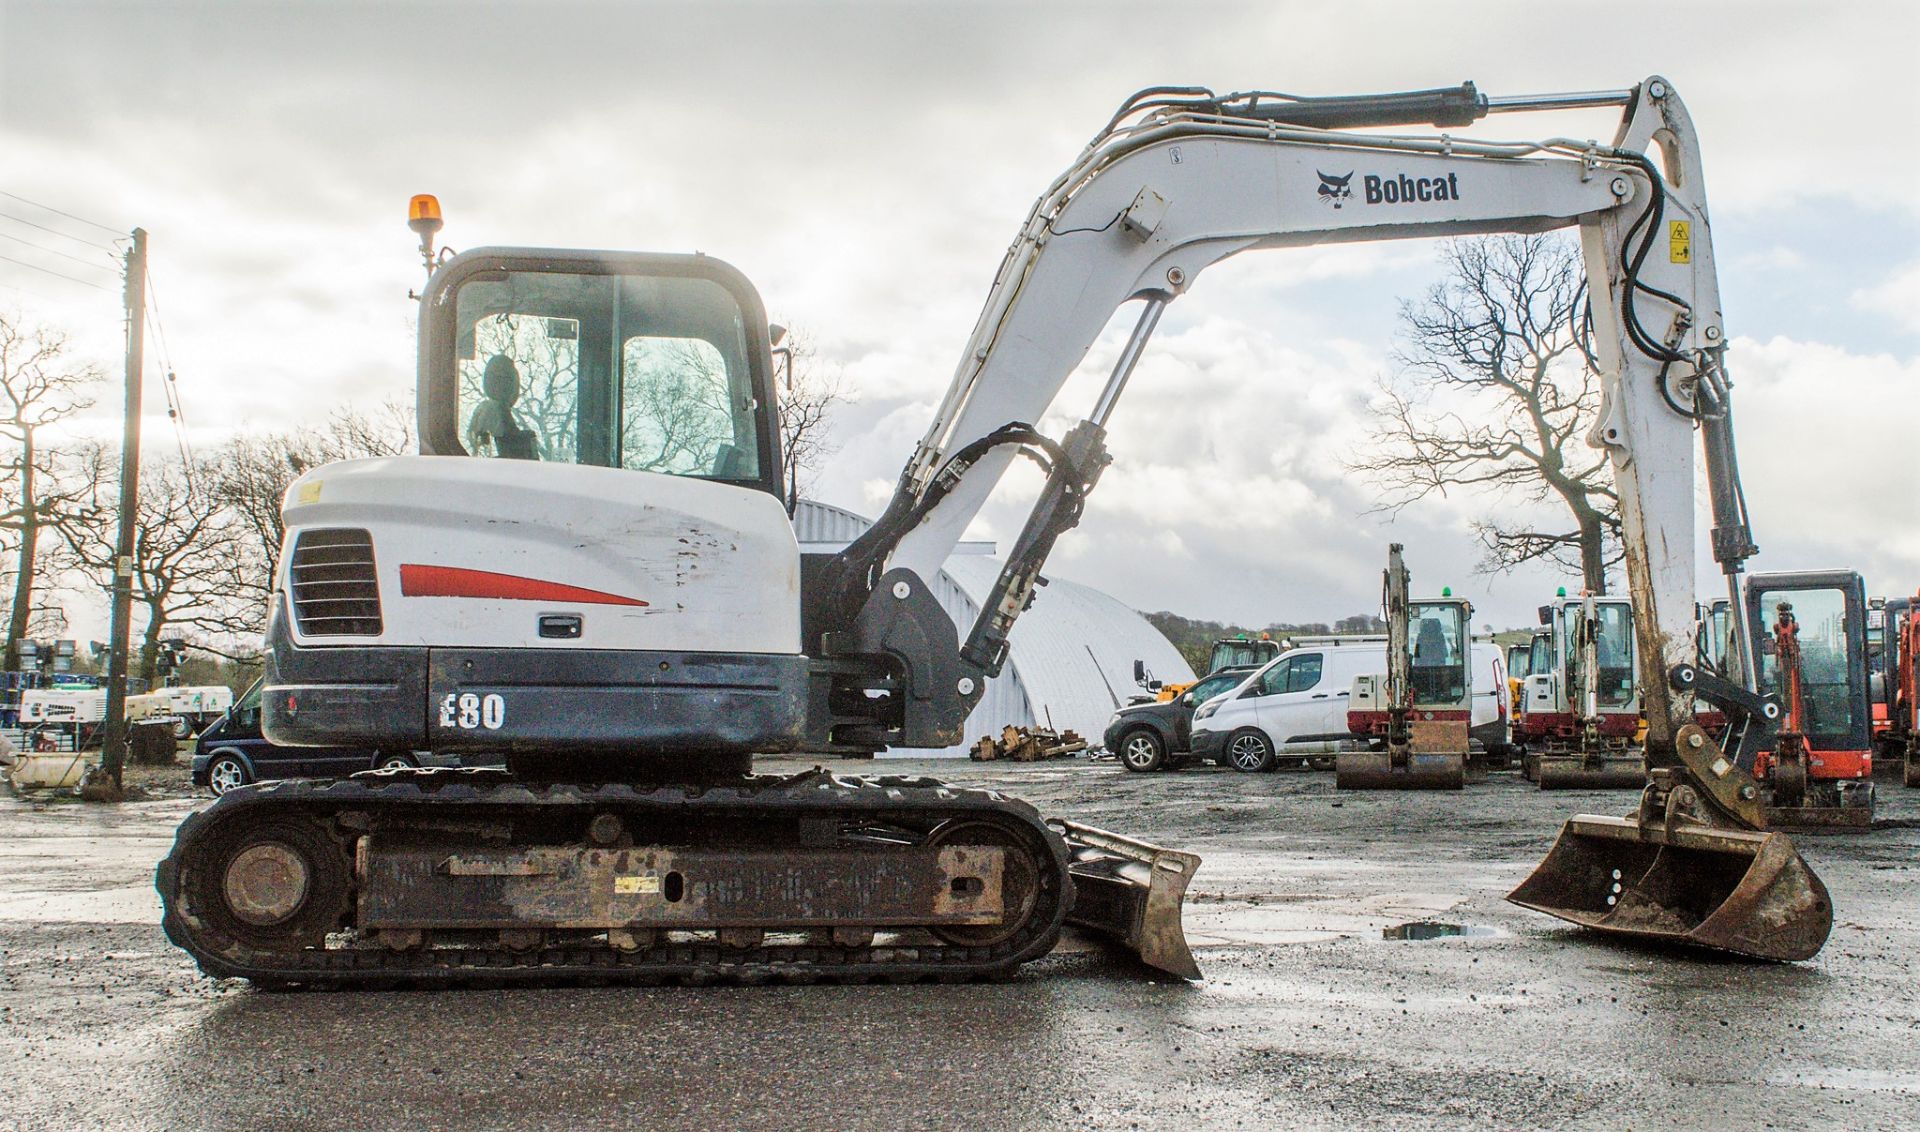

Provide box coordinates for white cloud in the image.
[1852,261,1920,334]
[1725,335,1920,592]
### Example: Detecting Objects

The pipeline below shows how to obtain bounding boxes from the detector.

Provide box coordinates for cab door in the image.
[1252,652,1334,751]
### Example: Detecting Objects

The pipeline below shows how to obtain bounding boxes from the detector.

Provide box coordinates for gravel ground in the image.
[2,755,1916,1130]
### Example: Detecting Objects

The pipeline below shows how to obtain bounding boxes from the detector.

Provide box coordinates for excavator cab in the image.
[425,251,784,495]
[1747,570,1874,827]
[1531,595,1646,790]
[1888,596,1920,786]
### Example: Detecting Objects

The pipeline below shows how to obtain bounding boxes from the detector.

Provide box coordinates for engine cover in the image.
[262,456,808,756]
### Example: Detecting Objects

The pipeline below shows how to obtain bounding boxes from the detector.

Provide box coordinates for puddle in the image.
[1381,921,1501,941]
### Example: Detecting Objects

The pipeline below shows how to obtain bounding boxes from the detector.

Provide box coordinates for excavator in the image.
[158,76,1834,984]
[1747,570,1875,826]
[1339,544,1472,790]
[1528,591,1647,789]
[1871,593,1917,786]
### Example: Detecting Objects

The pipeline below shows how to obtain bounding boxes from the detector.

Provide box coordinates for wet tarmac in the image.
[3,758,1918,1130]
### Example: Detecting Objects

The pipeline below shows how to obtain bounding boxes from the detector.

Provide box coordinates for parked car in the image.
[1104,666,1260,772]
[1190,643,1388,771]
[192,678,429,796]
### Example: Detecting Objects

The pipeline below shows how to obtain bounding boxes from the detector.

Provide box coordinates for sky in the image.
[1,0,1917,640]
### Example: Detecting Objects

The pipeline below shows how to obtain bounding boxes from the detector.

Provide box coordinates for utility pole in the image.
[94,228,147,796]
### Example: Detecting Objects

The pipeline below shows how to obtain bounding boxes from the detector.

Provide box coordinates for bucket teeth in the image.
[1507,815,1831,962]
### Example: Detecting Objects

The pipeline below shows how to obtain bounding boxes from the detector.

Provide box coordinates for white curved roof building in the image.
[794,501,1194,756]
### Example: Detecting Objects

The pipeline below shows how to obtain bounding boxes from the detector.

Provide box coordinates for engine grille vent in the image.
[288,528,383,636]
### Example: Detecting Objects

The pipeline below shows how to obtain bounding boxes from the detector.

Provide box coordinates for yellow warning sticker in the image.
[296,480,323,504]
[615,874,661,895]
[1669,220,1691,264]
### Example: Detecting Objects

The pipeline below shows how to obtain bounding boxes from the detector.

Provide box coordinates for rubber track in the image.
[157,767,1073,988]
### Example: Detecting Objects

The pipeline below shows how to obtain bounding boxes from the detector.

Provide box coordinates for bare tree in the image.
[774,331,852,513]
[0,312,100,668]
[60,444,252,682]
[1352,235,1621,593]
[213,403,414,631]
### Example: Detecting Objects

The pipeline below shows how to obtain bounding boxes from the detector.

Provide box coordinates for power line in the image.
[0,252,114,292]
[144,267,196,474]
[0,190,125,238]
[0,209,120,253]
[0,229,120,277]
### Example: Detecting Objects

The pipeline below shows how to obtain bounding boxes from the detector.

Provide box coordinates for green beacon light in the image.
[1556,586,1567,597]
[1441,586,1452,597]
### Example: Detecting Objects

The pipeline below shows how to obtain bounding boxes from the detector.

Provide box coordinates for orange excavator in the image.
[1873,593,1918,787]
[1749,571,1875,827]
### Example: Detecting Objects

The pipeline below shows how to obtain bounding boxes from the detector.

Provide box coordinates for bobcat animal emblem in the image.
[1317,171,1354,209]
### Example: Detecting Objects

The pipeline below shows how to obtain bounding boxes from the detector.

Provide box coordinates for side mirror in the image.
[1132,659,1148,684]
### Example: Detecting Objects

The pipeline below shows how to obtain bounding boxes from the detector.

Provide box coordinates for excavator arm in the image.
[819,78,1828,960]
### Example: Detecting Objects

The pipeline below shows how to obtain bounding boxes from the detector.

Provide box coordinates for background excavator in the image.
[1525,592,1646,789]
[1340,543,1473,790]
[1870,593,1917,786]
[1747,570,1875,826]
[158,75,1834,985]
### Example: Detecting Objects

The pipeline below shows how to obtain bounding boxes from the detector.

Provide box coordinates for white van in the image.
[1189,642,1386,771]
[1468,642,1513,758]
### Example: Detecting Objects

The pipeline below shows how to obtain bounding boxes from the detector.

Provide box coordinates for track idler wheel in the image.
[188,816,353,953]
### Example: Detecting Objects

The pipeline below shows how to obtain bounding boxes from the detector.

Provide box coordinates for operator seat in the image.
[466,354,539,460]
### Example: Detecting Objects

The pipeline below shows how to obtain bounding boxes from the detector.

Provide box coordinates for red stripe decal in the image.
[399,564,649,607]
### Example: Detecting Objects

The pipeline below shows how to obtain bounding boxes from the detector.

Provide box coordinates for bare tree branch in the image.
[1351,235,1622,593]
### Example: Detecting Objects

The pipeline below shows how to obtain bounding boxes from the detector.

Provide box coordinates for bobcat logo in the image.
[1317,170,1354,209]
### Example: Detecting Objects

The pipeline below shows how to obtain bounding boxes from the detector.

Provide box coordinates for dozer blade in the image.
[1535,753,1646,790]
[1050,819,1202,980]
[1335,749,1465,790]
[1507,815,1831,961]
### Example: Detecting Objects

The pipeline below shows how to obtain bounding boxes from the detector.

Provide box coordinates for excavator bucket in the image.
[1535,753,1646,790]
[1507,815,1831,961]
[1050,819,1202,980]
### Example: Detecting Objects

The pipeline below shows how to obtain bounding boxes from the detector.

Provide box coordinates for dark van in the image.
[191,678,422,795]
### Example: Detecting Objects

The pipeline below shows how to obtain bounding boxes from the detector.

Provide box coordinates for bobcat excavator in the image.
[158,76,1833,985]
[1339,543,1472,790]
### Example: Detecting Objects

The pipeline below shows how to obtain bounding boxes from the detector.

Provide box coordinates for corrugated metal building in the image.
[795,501,1194,756]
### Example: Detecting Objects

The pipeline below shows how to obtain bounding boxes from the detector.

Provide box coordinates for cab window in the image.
[453,271,763,481]
[1757,586,1857,741]
[1189,672,1243,705]
[1257,659,1292,696]
[1258,654,1323,695]
[234,680,262,729]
